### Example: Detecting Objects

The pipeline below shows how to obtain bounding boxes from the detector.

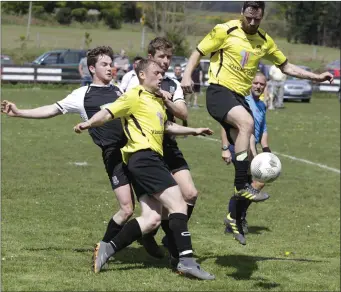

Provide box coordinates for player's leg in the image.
[93,195,163,273]
[153,185,215,280]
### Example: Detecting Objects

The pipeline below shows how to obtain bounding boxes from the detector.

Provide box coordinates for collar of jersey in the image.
[89,83,113,88]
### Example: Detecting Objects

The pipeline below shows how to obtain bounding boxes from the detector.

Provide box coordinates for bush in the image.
[56,7,72,25]
[102,8,122,29]
[71,8,87,23]
[165,29,190,56]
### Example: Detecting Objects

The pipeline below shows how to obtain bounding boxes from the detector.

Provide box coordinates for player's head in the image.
[147,37,174,72]
[135,59,163,93]
[251,72,267,99]
[241,1,265,34]
[133,56,143,70]
[120,49,126,57]
[174,64,182,77]
[87,46,114,83]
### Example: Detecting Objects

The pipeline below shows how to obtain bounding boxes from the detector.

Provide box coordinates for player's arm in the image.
[164,120,213,136]
[182,24,226,93]
[158,84,188,120]
[221,126,232,165]
[249,134,258,158]
[264,34,333,83]
[280,62,333,83]
[78,62,83,78]
[74,92,135,133]
[1,100,61,119]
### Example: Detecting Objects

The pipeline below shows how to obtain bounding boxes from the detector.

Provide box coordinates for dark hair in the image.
[242,1,265,14]
[135,59,160,79]
[87,46,114,76]
[174,63,181,68]
[133,56,143,63]
[147,37,173,56]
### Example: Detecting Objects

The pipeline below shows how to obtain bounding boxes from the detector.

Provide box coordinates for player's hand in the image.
[74,121,91,133]
[156,89,172,101]
[315,72,334,84]
[193,128,213,136]
[222,149,232,165]
[1,100,20,117]
[181,77,194,94]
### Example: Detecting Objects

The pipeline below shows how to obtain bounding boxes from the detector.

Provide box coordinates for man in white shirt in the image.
[119,56,143,93]
[268,64,287,109]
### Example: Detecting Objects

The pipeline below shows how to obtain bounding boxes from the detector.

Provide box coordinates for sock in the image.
[161,220,178,258]
[102,218,123,243]
[228,196,237,219]
[169,213,193,258]
[234,150,250,191]
[109,218,142,253]
[187,204,195,220]
[241,200,252,219]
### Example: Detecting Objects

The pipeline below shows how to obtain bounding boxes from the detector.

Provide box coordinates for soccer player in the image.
[74,59,215,280]
[147,38,198,256]
[222,72,270,242]
[181,1,333,244]
[1,46,163,258]
[119,56,143,93]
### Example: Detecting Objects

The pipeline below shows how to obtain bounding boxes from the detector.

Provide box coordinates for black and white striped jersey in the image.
[54,84,127,149]
[161,76,186,146]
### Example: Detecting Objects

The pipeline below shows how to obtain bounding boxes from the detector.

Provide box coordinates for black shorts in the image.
[193,84,201,93]
[163,143,190,174]
[102,146,130,190]
[126,149,177,200]
[206,83,253,144]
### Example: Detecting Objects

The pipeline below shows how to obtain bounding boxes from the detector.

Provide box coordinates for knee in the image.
[239,118,254,135]
[146,211,161,231]
[120,203,134,221]
[183,187,198,204]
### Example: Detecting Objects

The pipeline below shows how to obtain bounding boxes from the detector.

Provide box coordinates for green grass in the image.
[1,88,340,291]
[1,22,340,70]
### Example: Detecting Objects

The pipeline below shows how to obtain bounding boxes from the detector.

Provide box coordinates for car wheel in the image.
[302,99,310,103]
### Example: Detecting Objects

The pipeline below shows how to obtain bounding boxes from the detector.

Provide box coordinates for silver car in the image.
[283,66,312,103]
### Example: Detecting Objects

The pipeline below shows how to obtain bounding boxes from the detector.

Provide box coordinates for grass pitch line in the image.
[197,136,341,174]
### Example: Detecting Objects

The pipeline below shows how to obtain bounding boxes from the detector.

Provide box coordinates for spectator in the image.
[119,56,143,93]
[114,49,130,82]
[268,64,287,109]
[187,63,203,109]
[173,64,183,83]
[78,52,92,86]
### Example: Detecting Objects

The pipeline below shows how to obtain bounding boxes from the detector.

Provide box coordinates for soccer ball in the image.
[250,152,282,183]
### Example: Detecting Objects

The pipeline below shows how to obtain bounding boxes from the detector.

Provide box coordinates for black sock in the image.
[228,196,237,219]
[241,200,252,219]
[234,150,250,191]
[187,204,195,220]
[161,220,178,258]
[169,213,193,258]
[102,218,123,243]
[109,218,142,252]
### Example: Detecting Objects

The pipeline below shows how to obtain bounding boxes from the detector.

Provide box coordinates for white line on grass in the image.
[197,136,341,174]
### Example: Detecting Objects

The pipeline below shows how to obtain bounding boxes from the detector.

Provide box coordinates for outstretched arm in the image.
[74,109,112,133]
[1,100,61,119]
[280,62,334,83]
[164,120,213,136]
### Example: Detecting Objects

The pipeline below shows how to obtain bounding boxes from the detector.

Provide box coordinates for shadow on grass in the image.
[197,253,324,289]
[25,245,170,271]
[246,226,271,235]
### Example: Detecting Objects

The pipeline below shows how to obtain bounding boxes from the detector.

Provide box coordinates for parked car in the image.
[30,49,87,67]
[0,55,14,65]
[283,66,312,103]
[325,60,340,78]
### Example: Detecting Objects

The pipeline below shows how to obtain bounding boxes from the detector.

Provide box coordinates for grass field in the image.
[1,87,340,291]
[1,22,340,70]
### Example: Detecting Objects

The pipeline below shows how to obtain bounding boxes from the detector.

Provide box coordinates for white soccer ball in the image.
[250,152,282,183]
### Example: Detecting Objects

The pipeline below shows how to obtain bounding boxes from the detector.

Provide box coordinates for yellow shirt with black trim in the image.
[104,85,167,164]
[197,19,287,97]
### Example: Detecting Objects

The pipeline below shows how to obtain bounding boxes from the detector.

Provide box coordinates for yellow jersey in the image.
[105,85,167,164]
[197,19,287,97]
